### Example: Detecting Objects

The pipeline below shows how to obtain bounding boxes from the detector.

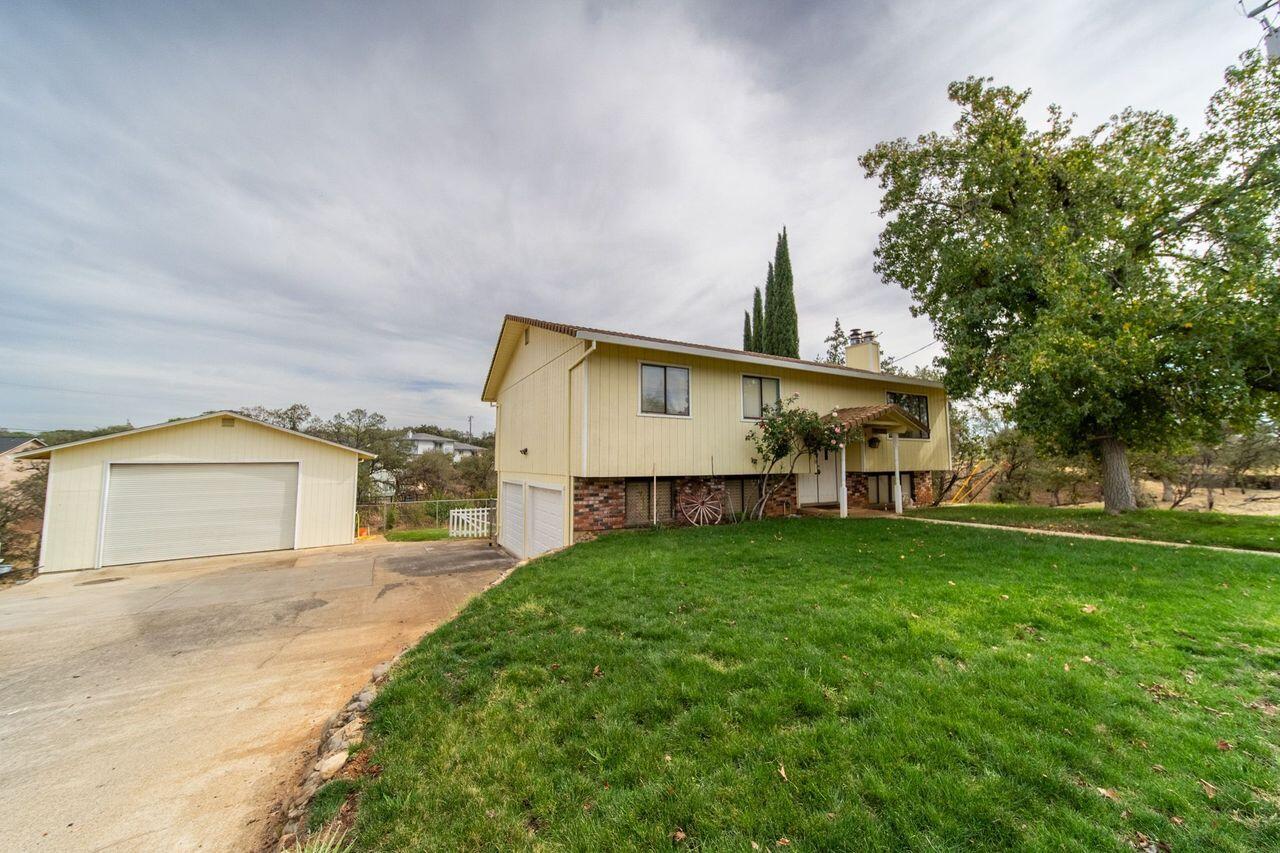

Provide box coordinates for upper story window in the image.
[640,364,691,416]
[741,375,780,419]
[887,391,930,439]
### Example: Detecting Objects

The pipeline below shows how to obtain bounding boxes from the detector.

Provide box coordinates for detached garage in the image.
[15,411,375,573]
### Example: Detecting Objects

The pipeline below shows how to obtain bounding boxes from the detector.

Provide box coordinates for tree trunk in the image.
[1098,436,1137,514]
[1160,478,1174,503]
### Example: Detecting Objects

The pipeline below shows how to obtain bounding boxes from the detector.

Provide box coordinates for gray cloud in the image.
[0,0,1261,430]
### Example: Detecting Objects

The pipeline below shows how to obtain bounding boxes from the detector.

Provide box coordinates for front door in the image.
[798,450,842,506]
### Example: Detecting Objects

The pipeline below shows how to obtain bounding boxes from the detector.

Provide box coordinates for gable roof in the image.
[481,315,944,401]
[0,436,45,455]
[13,411,377,461]
[827,403,929,435]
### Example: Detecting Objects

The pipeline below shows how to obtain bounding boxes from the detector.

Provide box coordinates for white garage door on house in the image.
[499,482,564,560]
[500,481,525,557]
[529,486,564,557]
[100,463,299,567]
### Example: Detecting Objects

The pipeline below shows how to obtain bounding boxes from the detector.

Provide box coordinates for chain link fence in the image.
[357,497,496,536]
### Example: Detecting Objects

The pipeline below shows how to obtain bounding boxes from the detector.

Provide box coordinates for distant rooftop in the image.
[405,431,485,452]
[1,436,45,455]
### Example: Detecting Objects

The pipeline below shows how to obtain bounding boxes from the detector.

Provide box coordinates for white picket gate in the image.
[448,506,492,538]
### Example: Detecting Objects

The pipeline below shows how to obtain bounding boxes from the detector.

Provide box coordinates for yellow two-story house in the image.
[481,315,952,559]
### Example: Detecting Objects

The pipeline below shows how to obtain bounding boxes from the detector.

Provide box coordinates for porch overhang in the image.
[825,403,927,435]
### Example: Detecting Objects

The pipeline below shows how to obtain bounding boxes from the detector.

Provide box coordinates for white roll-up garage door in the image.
[500,481,525,557]
[100,463,299,567]
[529,486,564,557]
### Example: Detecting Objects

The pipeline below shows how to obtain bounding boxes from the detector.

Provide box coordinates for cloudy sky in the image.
[0,1,1265,432]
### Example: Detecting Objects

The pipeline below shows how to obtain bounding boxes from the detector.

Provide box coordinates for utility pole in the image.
[467,415,473,439]
[1245,0,1280,58]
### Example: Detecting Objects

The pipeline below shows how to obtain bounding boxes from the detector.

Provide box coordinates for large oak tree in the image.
[860,51,1279,512]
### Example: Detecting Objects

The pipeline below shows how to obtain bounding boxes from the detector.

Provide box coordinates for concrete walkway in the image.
[0,538,513,852]
[898,514,1280,558]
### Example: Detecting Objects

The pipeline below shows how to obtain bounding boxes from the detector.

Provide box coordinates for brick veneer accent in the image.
[912,471,934,506]
[572,477,626,533]
[845,472,869,508]
[759,474,797,518]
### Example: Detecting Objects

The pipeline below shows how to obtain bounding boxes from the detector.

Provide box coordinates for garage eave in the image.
[14,411,378,461]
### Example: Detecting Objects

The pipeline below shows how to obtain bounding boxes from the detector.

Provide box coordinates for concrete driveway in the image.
[0,538,514,852]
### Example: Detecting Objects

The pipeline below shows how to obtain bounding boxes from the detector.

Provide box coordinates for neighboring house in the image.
[1,436,46,488]
[481,316,952,559]
[404,431,486,462]
[13,411,375,573]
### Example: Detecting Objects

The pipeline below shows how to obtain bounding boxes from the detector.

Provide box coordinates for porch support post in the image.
[892,432,903,515]
[838,443,848,518]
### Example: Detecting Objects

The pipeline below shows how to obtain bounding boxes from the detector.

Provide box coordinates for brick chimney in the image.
[844,329,880,372]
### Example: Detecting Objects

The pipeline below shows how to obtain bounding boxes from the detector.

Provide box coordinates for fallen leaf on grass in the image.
[1152,764,1166,773]
[1081,604,1098,614]
[1199,779,1217,799]
[1169,815,1184,826]
[1000,594,1009,600]
[672,828,687,842]
[1097,787,1120,801]
[1217,740,1233,751]
[778,762,789,783]
[777,839,791,846]
[592,665,603,678]
[1131,831,1171,852]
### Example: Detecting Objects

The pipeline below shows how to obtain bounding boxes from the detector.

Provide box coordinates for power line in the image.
[883,338,939,365]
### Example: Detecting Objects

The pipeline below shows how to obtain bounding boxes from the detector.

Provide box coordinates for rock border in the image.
[270,560,523,851]
[273,657,393,851]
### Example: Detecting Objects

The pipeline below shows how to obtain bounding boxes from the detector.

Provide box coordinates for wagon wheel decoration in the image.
[678,487,725,526]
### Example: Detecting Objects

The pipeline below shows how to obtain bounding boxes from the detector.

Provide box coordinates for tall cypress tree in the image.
[742,310,752,350]
[751,286,765,352]
[762,261,777,354]
[768,227,799,358]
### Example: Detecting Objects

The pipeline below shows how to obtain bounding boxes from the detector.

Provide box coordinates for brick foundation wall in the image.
[572,477,626,533]
[572,474,797,534]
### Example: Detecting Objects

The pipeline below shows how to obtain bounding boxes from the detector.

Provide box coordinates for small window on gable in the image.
[640,364,690,416]
[887,391,930,439]
[742,375,781,419]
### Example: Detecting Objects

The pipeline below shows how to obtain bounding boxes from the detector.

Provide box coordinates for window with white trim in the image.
[640,364,690,416]
[887,391,929,439]
[741,375,781,419]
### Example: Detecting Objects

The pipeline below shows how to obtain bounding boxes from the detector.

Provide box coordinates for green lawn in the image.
[907,504,1280,553]
[383,527,450,542]
[355,519,1280,851]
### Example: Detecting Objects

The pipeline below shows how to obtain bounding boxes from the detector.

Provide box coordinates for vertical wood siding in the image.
[40,418,360,572]
[583,342,950,477]
[493,324,583,548]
